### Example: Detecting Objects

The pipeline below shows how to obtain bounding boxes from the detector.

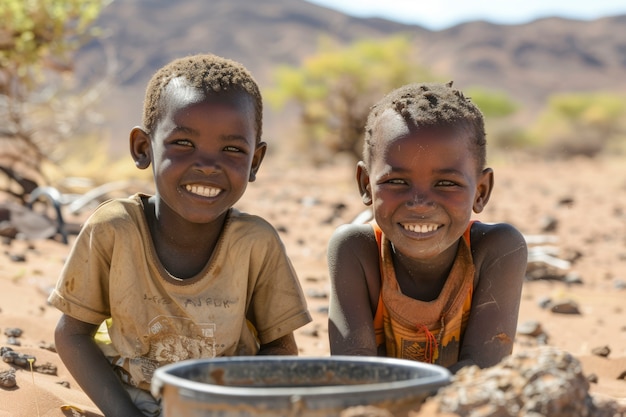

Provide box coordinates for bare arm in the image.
[55,314,146,417]
[450,222,527,373]
[327,224,380,356]
[257,333,299,355]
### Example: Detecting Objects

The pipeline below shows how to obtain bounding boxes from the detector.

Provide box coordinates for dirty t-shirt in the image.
[48,194,311,390]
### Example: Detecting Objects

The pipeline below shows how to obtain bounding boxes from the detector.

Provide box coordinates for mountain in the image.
[75,0,626,152]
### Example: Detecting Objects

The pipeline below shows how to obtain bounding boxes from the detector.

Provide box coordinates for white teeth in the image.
[185,184,221,197]
[403,223,439,233]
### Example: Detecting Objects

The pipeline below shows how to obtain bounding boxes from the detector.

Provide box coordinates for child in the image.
[49,53,312,417]
[327,82,527,374]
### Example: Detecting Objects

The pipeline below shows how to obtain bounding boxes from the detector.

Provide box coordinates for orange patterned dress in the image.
[372,222,475,367]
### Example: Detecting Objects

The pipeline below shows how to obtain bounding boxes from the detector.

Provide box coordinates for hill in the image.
[74,0,626,153]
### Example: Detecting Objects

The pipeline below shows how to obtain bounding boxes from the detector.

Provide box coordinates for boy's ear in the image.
[248,141,267,182]
[129,127,152,170]
[473,168,494,213]
[356,161,373,206]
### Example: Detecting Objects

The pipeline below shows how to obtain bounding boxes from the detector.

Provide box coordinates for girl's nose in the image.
[405,192,434,208]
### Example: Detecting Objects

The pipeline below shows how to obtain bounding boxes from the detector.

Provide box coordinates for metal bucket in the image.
[151,355,451,417]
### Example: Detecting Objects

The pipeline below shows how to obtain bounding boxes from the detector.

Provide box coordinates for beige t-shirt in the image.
[49,194,311,389]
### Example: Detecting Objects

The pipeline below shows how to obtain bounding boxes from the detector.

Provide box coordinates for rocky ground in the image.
[1,155,625,416]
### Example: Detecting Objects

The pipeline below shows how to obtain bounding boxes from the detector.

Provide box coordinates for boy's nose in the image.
[193,152,221,173]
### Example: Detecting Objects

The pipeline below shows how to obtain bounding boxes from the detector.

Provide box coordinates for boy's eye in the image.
[224,145,243,153]
[385,178,407,185]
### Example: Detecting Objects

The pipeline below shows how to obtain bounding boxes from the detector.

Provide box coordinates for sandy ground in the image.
[1,154,625,416]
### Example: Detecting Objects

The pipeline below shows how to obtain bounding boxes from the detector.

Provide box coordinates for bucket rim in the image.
[150,355,451,399]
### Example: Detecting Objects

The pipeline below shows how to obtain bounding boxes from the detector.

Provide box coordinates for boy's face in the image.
[357,109,492,261]
[136,79,265,225]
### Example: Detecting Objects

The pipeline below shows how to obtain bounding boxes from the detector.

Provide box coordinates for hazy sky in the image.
[305,0,626,30]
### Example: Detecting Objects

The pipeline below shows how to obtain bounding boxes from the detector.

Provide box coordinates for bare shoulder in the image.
[328,223,377,256]
[471,221,526,252]
[327,223,381,308]
[470,222,527,267]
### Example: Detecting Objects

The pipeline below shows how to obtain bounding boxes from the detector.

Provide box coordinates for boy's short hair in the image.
[142,53,263,142]
[363,82,486,170]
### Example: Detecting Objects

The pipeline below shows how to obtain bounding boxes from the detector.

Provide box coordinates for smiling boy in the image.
[49,54,311,417]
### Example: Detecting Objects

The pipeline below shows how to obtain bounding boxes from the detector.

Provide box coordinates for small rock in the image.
[550,300,581,315]
[613,279,626,290]
[300,328,320,338]
[0,347,13,356]
[306,289,328,299]
[517,320,544,337]
[586,373,598,383]
[56,380,71,388]
[38,341,56,352]
[316,305,329,314]
[34,362,58,375]
[618,370,626,380]
[537,296,553,309]
[6,337,20,346]
[540,216,558,232]
[0,369,16,389]
[8,253,26,262]
[591,345,611,358]
[564,271,583,285]
[3,328,22,338]
[2,350,36,367]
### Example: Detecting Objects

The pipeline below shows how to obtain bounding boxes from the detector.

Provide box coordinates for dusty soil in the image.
[1,155,625,416]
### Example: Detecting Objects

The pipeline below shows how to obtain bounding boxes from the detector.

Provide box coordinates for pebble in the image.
[517,320,545,337]
[3,328,22,338]
[0,369,16,389]
[537,296,553,309]
[550,300,581,315]
[34,362,58,376]
[1,349,36,367]
[613,279,626,290]
[591,345,611,358]
[306,289,328,299]
[564,271,583,285]
[6,337,20,346]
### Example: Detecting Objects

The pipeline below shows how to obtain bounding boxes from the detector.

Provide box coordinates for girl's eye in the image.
[224,145,243,153]
[437,180,458,187]
[173,139,193,147]
[386,178,406,185]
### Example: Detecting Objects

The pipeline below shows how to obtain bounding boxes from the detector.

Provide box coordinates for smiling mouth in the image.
[185,184,222,197]
[402,223,441,233]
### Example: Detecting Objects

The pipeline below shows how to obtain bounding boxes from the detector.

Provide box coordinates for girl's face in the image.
[358,109,492,262]
[137,79,265,226]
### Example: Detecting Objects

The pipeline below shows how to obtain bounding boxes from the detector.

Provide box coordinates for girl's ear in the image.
[248,141,267,182]
[473,167,494,213]
[129,127,152,170]
[356,161,373,206]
